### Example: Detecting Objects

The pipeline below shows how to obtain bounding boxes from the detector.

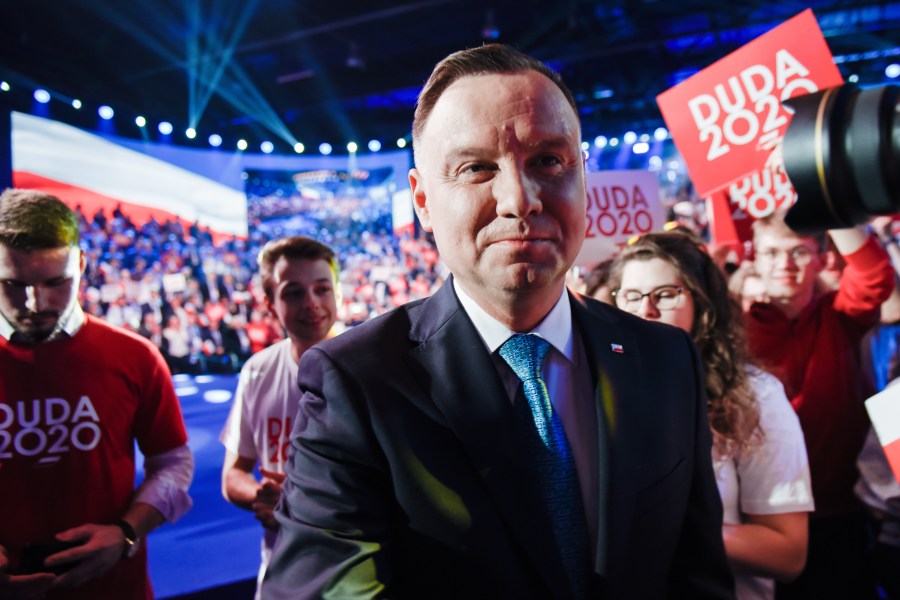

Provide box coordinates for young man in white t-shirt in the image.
[220,236,340,597]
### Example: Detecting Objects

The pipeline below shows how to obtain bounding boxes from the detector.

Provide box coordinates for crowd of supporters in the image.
[74,203,444,375]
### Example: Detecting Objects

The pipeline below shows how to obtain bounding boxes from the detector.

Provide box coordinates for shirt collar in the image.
[453,279,574,362]
[0,302,86,343]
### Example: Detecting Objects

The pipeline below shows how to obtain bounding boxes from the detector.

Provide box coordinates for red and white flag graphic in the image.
[866,385,900,483]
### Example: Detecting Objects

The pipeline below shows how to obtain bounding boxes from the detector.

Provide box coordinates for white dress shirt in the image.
[453,280,600,557]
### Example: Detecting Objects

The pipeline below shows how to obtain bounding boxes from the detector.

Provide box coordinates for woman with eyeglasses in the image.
[610,232,814,600]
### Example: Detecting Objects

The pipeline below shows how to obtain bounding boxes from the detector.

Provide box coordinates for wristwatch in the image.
[114,520,141,559]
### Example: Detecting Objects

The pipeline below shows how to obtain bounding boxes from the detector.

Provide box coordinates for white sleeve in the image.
[133,443,194,523]
[738,368,815,515]
[219,361,259,460]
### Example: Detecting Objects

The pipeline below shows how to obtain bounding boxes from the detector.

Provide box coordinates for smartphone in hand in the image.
[18,540,80,575]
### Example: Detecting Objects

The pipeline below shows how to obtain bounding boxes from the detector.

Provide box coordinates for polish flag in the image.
[11,111,248,242]
[865,384,900,483]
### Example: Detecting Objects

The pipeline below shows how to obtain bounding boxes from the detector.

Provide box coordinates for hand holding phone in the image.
[18,540,80,575]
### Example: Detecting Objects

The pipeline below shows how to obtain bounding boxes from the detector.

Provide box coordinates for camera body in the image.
[781,83,900,234]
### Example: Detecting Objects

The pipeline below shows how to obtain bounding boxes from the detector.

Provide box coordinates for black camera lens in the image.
[781,83,900,234]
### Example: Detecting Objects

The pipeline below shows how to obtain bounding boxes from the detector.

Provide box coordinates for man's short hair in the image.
[412,43,578,165]
[257,236,339,300]
[752,212,827,254]
[0,188,80,249]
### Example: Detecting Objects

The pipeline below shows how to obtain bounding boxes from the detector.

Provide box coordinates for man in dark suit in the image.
[263,44,734,599]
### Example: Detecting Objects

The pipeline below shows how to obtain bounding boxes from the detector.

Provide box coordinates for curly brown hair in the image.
[610,232,761,456]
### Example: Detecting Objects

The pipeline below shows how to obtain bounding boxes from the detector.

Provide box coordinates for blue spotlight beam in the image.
[187,0,259,129]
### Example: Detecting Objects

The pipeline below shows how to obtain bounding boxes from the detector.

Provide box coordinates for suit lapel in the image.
[570,294,645,579]
[404,281,571,594]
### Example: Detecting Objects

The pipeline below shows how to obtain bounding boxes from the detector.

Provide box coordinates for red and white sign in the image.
[575,170,663,267]
[866,385,900,484]
[392,188,415,238]
[726,158,797,219]
[657,9,843,197]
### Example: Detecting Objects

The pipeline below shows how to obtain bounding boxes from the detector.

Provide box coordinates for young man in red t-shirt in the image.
[0,189,193,599]
[746,214,894,599]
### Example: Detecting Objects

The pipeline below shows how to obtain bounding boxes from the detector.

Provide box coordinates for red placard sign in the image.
[574,170,663,267]
[657,9,843,197]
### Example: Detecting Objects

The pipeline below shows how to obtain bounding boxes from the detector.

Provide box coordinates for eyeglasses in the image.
[612,285,684,311]
[755,246,816,266]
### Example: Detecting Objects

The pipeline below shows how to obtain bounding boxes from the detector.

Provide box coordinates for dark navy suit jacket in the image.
[264,279,735,599]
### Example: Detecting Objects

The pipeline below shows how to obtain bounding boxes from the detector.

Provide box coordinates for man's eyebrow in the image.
[282,277,333,286]
[0,276,70,285]
[444,137,576,160]
[444,146,495,161]
[528,136,577,151]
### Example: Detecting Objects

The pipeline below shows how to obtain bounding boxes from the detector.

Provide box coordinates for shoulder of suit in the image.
[315,297,428,355]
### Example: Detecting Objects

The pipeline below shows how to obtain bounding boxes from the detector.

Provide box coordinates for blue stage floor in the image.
[141,373,259,598]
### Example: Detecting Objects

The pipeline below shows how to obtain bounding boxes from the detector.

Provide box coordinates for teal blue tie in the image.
[499,333,589,598]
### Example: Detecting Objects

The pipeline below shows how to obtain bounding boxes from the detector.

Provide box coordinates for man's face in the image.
[753,227,823,302]
[265,257,338,346]
[410,71,585,308]
[0,245,85,342]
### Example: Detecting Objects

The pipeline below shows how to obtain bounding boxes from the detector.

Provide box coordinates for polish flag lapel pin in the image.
[610,343,624,354]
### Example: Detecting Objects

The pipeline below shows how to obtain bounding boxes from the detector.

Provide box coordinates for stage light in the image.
[668,160,680,170]
[623,131,637,144]
[208,134,222,147]
[158,121,173,135]
[294,142,305,153]
[633,142,650,154]
[639,133,650,143]
[848,74,859,83]
[481,9,499,40]
[98,105,115,120]
[135,116,146,127]
[654,127,669,141]
[593,136,608,149]
[666,170,677,182]
[887,63,900,78]
[397,138,407,148]
[237,139,248,151]
[368,140,382,152]
[261,141,274,154]
[347,141,358,153]
[581,141,590,151]
[186,128,197,139]
[319,143,333,155]
[72,99,82,109]
[0,81,9,92]
[34,89,51,103]
[649,156,663,170]
[609,137,619,147]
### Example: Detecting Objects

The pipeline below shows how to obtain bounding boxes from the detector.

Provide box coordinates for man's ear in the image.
[409,168,433,232]
[78,249,87,274]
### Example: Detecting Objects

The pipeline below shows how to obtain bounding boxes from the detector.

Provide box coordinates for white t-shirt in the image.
[220,338,300,594]
[714,366,815,600]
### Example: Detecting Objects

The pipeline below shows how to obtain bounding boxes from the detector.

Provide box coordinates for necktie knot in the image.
[499,333,550,383]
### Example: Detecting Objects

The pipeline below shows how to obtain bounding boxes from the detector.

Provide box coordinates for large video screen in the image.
[245,167,395,250]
